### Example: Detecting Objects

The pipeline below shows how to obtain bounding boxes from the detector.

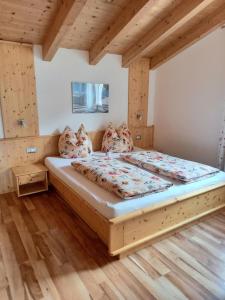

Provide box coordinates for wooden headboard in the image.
[0,127,154,194]
[0,131,104,194]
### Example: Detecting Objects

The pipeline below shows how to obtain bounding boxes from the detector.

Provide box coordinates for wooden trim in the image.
[49,170,225,257]
[110,182,225,224]
[117,208,225,258]
[89,0,154,65]
[43,0,88,61]
[122,0,216,67]
[0,40,32,47]
[150,4,225,69]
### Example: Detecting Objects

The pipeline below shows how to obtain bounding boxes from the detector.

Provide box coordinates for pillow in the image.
[77,123,93,154]
[101,123,134,153]
[58,126,89,159]
[117,123,134,152]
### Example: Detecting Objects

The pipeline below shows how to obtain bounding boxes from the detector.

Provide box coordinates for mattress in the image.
[45,153,225,219]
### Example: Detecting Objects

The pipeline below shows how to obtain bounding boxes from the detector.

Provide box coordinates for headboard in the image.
[0,127,154,194]
[0,130,105,194]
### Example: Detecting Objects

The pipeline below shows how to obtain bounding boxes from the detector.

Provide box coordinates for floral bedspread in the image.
[71,157,172,199]
[122,151,219,183]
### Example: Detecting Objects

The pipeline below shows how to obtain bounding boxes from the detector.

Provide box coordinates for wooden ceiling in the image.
[0,0,225,68]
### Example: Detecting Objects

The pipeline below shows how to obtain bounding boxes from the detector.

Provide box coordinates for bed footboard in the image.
[109,185,225,256]
[49,172,225,257]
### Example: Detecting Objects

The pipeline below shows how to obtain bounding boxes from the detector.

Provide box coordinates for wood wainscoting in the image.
[0,128,154,195]
[130,126,154,149]
[0,131,105,194]
[0,135,59,194]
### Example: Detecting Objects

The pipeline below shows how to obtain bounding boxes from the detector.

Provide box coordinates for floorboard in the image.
[0,191,225,300]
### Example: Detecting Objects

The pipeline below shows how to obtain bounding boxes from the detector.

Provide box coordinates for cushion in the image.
[77,123,93,154]
[101,123,134,153]
[117,123,134,152]
[58,125,90,159]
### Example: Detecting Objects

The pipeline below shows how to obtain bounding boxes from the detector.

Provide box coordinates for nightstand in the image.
[12,163,48,197]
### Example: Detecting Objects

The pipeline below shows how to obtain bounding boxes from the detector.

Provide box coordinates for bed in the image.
[45,151,225,257]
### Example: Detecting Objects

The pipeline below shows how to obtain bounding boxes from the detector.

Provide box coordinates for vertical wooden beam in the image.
[43,0,87,61]
[0,42,39,138]
[128,58,150,128]
[128,58,153,149]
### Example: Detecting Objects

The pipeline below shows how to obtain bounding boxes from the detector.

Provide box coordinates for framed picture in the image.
[71,81,109,113]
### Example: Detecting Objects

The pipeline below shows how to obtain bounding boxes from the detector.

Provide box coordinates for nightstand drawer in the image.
[18,172,46,185]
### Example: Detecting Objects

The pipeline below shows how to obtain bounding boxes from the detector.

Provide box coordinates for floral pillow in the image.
[77,123,93,154]
[58,124,91,158]
[101,123,134,153]
[117,123,134,152]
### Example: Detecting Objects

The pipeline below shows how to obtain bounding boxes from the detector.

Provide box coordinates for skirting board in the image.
[49,171,225,257]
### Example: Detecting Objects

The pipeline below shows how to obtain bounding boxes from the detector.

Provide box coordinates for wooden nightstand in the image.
[12,163,48,197]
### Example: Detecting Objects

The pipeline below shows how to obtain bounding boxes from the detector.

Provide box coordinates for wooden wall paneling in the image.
[88,130,104,151]
[0,135,59,194]
[130,126,154,149]
[0,130,106,194]
[128,58,149,128]
[0,42,39,138]
[128,58,153,149]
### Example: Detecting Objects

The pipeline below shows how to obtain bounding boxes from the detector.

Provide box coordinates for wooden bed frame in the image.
[49,172,225,257]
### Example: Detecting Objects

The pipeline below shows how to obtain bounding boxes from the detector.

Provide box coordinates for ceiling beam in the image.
[89,0,157,65]
[150,5,225,69]
[42,0,87,61]
[122,0,216,67]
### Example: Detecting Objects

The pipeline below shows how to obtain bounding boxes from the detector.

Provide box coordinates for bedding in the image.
[71,156,172,199]
[45,155,225,219]
[122,151,219,182]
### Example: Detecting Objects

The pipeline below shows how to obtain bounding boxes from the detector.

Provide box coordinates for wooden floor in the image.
[0,191,225,300]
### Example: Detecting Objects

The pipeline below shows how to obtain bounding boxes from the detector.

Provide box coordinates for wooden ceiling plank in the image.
[150,5,225,69]
[42,0,87,61]
[122,0,216,67]
[89,0,157,65]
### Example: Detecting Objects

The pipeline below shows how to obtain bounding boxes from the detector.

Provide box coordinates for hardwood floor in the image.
[0,191,225,300]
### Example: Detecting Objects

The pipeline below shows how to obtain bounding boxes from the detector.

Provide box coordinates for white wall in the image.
[34,46,128,135]
[151,28,225,167]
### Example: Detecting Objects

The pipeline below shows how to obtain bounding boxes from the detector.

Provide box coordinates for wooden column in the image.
[0,42,39,138]
[128,58,153,149]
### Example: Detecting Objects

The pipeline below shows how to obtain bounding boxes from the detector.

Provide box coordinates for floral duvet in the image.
[71,157,172,199]
[122,151,219,183]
